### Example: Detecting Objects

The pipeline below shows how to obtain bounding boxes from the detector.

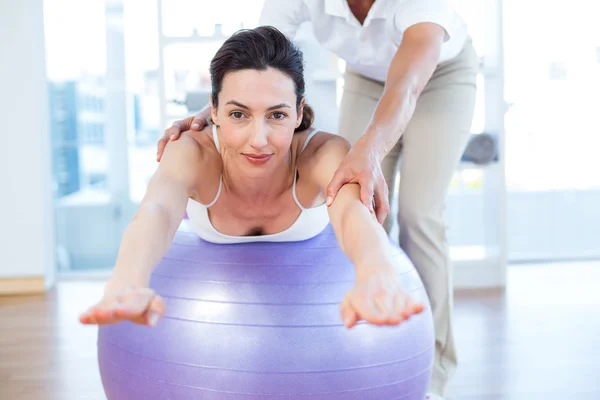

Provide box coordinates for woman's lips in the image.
[243,154,273,165]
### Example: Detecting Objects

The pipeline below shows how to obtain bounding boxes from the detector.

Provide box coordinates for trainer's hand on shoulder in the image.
[157,111,211,162]
[325,137,390,224]
[79,281,166,327]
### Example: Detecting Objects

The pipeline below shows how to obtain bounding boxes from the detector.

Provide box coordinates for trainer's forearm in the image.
[328,184,394,275]
[109,203,182,288]
[363,26,443,161]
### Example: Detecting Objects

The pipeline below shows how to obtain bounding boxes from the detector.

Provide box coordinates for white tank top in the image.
[185,125,330,244]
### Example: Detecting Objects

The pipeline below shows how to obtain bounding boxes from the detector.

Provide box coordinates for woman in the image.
[79,26,424,332]
[157,3,477,399]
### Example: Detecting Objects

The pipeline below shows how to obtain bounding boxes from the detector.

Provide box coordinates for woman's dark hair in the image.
[210,26,314,132]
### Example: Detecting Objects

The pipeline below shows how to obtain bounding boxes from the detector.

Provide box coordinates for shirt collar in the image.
[367,0,388,20]
[324,0,388,23]
[324,0,349,19]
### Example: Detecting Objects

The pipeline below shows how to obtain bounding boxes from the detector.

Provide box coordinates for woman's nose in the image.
[249,122,269,148]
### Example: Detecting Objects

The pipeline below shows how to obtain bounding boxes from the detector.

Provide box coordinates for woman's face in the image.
[211,67,304,177]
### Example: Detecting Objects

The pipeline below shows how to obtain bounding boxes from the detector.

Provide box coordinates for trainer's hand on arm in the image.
[325,22,446,224]
[325,140,389,224]
[156,105,211,162]
[308,135,424,329]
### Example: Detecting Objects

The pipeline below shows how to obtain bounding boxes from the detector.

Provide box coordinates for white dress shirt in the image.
[259,0,469,82]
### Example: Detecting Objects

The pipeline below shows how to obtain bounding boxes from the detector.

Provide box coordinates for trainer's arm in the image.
[109,135,206,288]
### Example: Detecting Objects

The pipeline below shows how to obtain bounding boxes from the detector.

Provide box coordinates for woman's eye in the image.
[230,111,245,119]
[271,112,286,120]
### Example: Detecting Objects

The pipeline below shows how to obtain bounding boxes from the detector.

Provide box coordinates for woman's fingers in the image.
[80,288,166,327]
[401,298,425,320]
[340,293,359,329]
[144,294,166,327]
[360,276,399,324]
[342,281,425,328]
[79,311,93,324]
[80,307,112,325]
[348,288,388,326]
[113,290,154,323]
[80,295,119,325]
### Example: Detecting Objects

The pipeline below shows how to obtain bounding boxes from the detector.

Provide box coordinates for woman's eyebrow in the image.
[225,100,249,109]
[266,103,292,110]
[225,100,291,111]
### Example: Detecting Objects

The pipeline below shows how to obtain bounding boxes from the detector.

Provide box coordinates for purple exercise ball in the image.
[97,222,435,399]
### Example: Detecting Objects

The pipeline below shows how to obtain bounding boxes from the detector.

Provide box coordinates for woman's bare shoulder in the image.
[295,128,351,191]
[160,127,222,202]
[296,128,351,161]
[182,127,221,156]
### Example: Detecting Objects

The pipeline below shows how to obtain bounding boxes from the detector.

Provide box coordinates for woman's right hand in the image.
[156,111,211,162]
[340,263,424,329]
[79,283,166,327]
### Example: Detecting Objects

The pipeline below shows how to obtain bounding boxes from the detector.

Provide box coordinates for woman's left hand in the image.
[340,264,424,329]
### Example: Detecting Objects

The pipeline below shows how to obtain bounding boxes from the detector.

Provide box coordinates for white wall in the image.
[0,0,56,289]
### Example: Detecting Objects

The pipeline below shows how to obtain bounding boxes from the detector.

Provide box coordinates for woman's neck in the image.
[221,155,295,206]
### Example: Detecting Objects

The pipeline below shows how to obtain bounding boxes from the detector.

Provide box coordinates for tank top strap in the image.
[292,128,321,210]
[205,176,222,208]
[203,124,222,207]
[212,124,221,154]
[300,127,320,153]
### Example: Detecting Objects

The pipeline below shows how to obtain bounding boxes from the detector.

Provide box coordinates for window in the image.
[504,1,600,191]
[124,0,266,203]
[500,0,600,262]
[45,0,268,272]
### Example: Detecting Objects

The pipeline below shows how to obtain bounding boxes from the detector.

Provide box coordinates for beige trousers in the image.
[337,40,479,396]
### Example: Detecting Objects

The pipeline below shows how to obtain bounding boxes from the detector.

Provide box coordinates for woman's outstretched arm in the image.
[305,133,424,328]
[110,135,206,286]
[80,133,211,326]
